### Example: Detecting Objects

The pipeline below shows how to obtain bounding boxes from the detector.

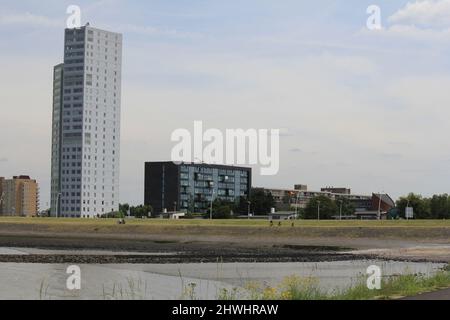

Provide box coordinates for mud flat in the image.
[1,218,450,263]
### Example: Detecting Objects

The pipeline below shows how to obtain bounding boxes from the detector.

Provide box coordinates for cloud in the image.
[378,153,403,159]
[389,0,450,28]
[0,11,201,40]
[360,1,450,41]
[366,24,450,41]
[118,24,204,40]
[289,148,302,153]
[279,128,294,137]
[0,12,62,28]
[0,157,8,162]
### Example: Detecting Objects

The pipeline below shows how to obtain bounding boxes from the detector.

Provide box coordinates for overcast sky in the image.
[1,0,450,207]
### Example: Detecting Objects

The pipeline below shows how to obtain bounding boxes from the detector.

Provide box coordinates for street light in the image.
[0,192,4,212]
[56,192,61,218]
[377,191,384,220]
[247,201,251,219]
[406,199,411,220]
[317,200,321,221]
[210,189,215,220]
[295,192,300,219]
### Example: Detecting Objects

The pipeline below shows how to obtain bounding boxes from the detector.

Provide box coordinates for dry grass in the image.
[1,217,450,241]
[1,217,450,227]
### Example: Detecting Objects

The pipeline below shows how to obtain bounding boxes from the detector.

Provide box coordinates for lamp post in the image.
[210,189,215,220]
[247,201,251,219]
[317,201,321,221]
[377,191,383,220]
[339,199,343,221]
[0,192,4,213]
[406,199,410,220]
[56,192,61,218]
[295,192,300,219]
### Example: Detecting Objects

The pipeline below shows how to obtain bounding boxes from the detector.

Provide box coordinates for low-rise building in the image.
[0,177,4,215]
[260,185,394,218]
[321,187,351,195]
[269,211,297,220]
[1,176,39,217]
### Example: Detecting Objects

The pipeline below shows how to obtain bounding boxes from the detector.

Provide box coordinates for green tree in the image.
[119,203,130,217]
[335,196,356,216]
[130,204,153,218]
[278,194,293,211]
[249,188,275,215]
[396,193,430,219]
[118,204,153,218]
[429,194,450,219]
[209,199,234,219]
[304,196,338,220]
[236,196,251,215]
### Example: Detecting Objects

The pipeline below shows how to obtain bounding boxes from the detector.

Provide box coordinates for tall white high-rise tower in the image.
[51,24,122,218]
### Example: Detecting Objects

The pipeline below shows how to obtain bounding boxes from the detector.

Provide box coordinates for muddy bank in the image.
[0,237,371,263]
[1,222,450,263]
[0,251,373,264]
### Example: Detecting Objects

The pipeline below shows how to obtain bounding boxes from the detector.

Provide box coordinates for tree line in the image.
[117,191,450,220]
[396,193,450,219]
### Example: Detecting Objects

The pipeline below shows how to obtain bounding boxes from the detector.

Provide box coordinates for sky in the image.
[1,0,450,207]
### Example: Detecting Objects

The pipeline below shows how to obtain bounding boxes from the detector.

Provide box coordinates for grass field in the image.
[1,217,450,242]
[1,217,450,227]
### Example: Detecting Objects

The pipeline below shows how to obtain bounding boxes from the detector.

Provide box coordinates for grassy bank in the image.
[100,269,450,300]
[2,217,450,227]
[1,217,450,241]
[218,270,450,300]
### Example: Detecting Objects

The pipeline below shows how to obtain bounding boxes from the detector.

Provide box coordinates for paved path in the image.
[403,288,450,300]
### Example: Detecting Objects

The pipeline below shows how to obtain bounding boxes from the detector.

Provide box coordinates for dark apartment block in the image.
[145,162,252,214]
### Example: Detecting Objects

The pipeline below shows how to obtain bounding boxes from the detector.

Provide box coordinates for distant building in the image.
[260,185,394,219]
[1,176,39,217]
[321,187,351,195]
[262,184,308,210]
[265,188,298,209]
[145,162,252,214]
[269,211,297,220]
[353,193,396,220]
[0,177,4,214]
[371,193,395,212]
[262,185,361,210]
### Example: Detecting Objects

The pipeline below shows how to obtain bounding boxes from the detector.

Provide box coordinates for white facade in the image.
[51,25,122,218]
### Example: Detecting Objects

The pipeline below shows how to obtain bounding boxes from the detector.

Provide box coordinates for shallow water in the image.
[0,259,445,300]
